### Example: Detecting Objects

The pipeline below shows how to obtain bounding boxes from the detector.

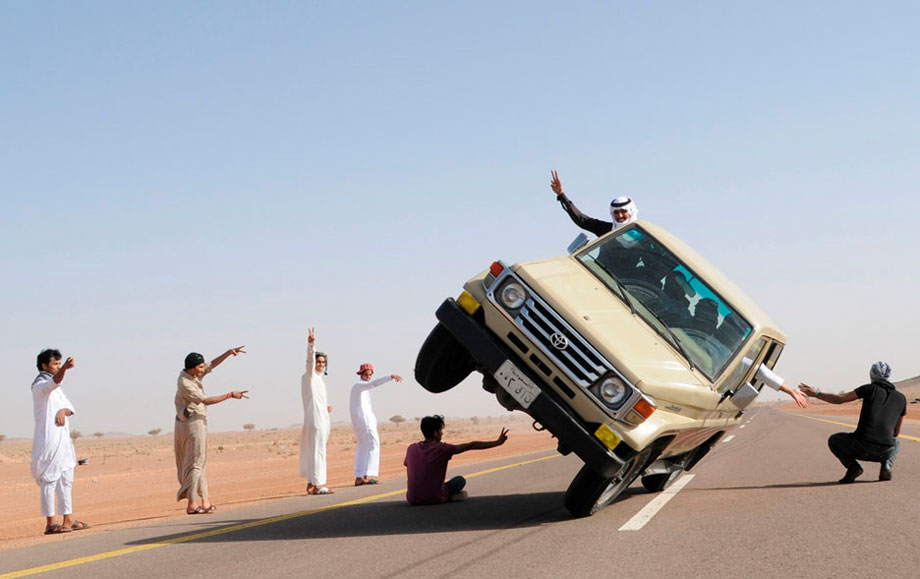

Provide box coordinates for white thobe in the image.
[300,342,330,484]
[350,376,392,478]
[31,371,77,516]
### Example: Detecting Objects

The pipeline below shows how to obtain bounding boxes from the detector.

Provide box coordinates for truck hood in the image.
[513,258,713,403]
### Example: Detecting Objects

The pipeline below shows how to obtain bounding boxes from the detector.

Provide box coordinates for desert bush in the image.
[93,432,104,438]
[70,430,82,440]
[148,428,162,436]
[389,415,406,428]
[243,424,255,433]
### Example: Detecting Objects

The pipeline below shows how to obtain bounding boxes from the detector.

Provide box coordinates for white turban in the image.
[870,361,891,382]
[610,197,638,230]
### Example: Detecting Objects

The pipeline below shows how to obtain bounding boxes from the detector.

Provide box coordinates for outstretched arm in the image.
[453,427,509,454]
[353,374,403,392]
[755,364,807,408]
[798,383,859,405]
[210,346,246,371]
[779,384,808,408]
[204,390,250,405]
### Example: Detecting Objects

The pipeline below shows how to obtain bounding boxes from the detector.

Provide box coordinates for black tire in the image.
[414,323,475,393]
[641,469,683,493]
[563,447,653,517]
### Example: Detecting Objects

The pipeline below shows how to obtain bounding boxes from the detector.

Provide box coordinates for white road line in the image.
[722,434,735,443]
[619,474,695,531]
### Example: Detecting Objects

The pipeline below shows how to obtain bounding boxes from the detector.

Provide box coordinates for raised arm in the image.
[306,328,316,374]
[453,427,509,454]
[53,356,75,385]
[551,169,612,237]
[798,383,859,405]
[210,346,246,371]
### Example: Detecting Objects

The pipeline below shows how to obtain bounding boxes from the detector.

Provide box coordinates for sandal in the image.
[71,521,90,531]
[364,478,378,485]
[44,524,71,535]
[205,504,217,513]
[315,487,333,494]
[186,506,208,515]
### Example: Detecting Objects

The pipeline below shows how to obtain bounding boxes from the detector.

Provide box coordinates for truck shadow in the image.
[697,481,853,490]
[126,491,576,544]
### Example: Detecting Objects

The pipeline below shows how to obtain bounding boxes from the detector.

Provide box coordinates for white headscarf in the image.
[610,197,638,230]
[870,361,892,383]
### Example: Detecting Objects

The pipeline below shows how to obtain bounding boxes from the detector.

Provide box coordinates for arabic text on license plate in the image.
[495,360,540,409]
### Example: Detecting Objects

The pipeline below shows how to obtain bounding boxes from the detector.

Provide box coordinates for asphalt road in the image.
[4,408,920,579]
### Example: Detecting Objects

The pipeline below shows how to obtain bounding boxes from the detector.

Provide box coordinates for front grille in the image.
[515,297,608,387]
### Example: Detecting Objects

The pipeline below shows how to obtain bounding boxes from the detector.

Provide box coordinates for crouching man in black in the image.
[799,361,906,484]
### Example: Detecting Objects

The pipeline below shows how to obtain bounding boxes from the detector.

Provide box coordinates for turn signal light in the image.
[633,398,656,419]
[457,291,481,315]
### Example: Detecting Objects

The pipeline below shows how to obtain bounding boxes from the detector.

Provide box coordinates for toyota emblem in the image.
[550,332,569,350]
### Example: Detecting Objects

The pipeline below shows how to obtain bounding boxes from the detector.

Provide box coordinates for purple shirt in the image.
[404,441,458,505]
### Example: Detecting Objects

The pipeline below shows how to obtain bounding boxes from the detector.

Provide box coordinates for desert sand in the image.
[0,415,556,550]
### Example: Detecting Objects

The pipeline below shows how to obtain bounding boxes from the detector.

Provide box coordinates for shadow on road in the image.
[125,491,574,545]
[697,480,866,490]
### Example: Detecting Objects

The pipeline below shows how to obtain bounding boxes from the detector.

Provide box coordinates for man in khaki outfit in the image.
[174,347,249,515]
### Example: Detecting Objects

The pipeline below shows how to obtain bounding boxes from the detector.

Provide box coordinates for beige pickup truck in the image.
[415,220,787,516]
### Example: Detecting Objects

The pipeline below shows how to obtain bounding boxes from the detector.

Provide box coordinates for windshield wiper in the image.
[658,324,695,371]
[610,276,695,371]
[609,276,638,315]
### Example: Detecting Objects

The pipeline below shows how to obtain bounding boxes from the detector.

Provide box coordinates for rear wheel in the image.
[563,447,653,517]
[414,323,475,393]
[641,469,683,493]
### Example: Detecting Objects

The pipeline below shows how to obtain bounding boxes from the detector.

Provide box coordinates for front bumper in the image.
[435,298,635,478]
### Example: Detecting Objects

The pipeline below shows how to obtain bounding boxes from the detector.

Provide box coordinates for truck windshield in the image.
[575,226,753,380]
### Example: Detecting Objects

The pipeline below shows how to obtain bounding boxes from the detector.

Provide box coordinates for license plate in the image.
[494,360,541,409]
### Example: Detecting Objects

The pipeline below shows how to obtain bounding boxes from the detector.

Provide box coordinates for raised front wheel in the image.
[414,323,475,393]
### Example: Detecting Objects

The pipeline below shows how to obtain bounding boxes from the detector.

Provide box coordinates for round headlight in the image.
[599,377,628,406]
[499,282,527,309]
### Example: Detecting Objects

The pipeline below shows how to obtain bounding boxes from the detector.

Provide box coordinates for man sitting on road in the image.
[404,416,508,505]
[799,361,906,483]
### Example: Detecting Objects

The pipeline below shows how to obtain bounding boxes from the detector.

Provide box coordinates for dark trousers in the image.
[828,432,899,470]
[445,476,466,498]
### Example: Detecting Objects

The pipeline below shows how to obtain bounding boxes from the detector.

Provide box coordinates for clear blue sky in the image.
[3,2,918,437]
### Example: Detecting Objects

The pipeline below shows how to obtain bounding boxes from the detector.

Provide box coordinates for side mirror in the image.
[567,232,589,254]
[727,381,760,411]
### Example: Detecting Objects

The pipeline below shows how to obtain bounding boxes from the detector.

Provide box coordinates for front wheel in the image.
[414,323,475,393]
[563,447,653,517]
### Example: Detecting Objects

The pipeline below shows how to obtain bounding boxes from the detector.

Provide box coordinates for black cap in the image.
[184,352,205,370]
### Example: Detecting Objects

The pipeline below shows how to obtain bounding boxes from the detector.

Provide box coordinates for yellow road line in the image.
[789,413,920,442]
[2,452,560,579]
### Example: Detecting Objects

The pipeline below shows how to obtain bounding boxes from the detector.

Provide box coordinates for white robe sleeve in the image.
[755,363,785,391]
[351,376,392,393]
